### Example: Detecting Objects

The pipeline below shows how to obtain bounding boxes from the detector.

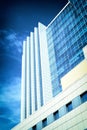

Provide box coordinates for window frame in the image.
[42,118,47,128]
[66,101,73,112]
[53,110,59,121]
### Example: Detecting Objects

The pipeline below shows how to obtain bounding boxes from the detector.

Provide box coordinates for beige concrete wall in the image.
[12,73,87,130]
[43,103,87,130]
[61,59,87,90]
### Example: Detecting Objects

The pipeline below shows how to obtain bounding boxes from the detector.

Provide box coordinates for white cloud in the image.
[0,77,21,123]
[0,29,23,58]
[0,77,21,102]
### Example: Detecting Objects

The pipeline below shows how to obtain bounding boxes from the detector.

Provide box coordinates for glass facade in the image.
[46,0,87,96]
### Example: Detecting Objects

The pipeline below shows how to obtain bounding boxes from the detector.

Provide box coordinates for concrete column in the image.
[34,27,41,109]
[38,22,52,104]
[26,37,31,117]
[21,41,26,121]
[30,32,35,114]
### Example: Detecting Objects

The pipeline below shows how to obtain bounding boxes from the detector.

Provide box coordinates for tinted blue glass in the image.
[53,110,59,120]
[47,0,87,96]
[42,118,47,128]
[66,102,73,112]
[81,91,87,103]
[32,125,37,130]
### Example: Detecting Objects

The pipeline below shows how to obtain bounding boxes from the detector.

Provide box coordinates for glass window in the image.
[32,125,37,130]
[53,110,59,120]
[80,91,87,103]
[42,118,47,128]
[66,102,73,112]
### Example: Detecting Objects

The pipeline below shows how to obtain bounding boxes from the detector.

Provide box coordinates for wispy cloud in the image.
[0,77,21,126]
[0,29,22,61]
[0,77,21,102]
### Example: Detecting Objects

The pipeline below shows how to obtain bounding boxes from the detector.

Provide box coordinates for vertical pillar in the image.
[26,37,31,117]
[38,22,52,104]
[21,41,26,122]
[34,27,41,109]
[30,32,35,114]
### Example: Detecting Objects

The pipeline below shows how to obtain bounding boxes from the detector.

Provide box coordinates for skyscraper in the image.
[46,0,87,96]
[21,23,52,121]
[12,0,87,129]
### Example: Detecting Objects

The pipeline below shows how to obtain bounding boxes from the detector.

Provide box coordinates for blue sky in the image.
[0,0,67,129]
